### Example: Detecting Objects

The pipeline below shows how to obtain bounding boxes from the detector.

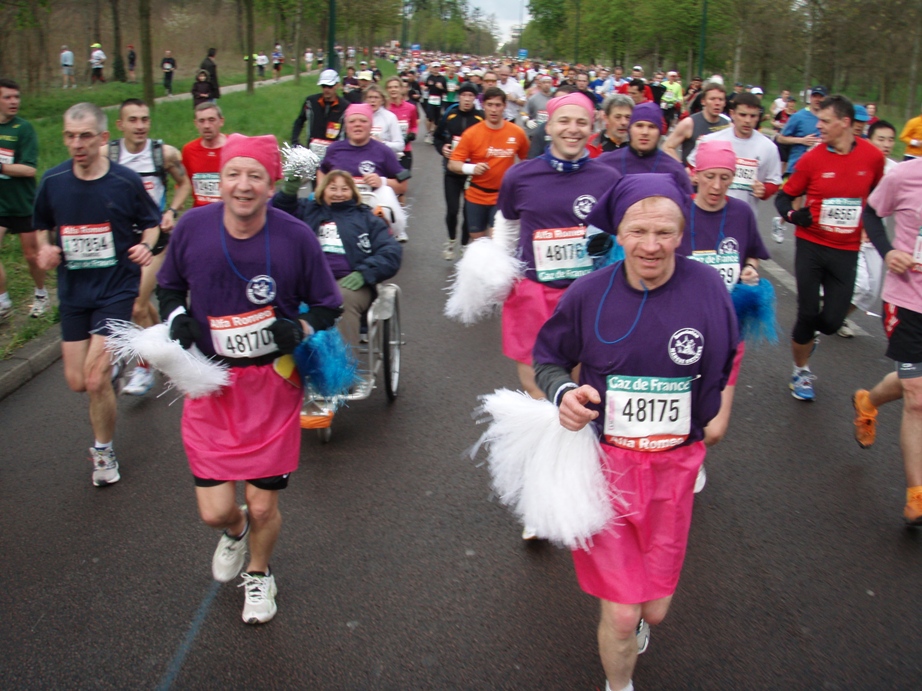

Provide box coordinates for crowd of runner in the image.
[2,45,921,689]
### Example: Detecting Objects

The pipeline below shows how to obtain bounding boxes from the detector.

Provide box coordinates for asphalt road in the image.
[2,129,920,690]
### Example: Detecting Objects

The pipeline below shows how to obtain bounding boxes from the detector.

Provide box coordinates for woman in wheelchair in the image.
[272,169,402,351]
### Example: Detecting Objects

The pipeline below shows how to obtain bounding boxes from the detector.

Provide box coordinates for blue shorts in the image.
[464,200,497,235]
[60,298,134,342]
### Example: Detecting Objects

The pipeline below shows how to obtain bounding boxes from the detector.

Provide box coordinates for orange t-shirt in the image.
[450,120,530,205]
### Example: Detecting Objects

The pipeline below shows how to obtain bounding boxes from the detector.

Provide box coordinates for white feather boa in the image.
[444,236,525,325]
[472,388,619,551]
[105,320,229,399]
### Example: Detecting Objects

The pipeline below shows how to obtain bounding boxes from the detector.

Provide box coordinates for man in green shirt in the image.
[0,78,46,320]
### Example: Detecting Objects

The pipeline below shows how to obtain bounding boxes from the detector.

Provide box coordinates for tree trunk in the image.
[139,0,155,109]
[687,47,693,83]
[803,0,815,100]
[731,27,743,85]
[236,0,245,53]
[92,0,102,46]
[294,0,303,83]
[244,0,255,94]
[109,0,126,82]
[907,24,921,120]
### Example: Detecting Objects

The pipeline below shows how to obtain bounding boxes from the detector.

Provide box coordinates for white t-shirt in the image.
[688,127,783,211]
[499,77,526,122]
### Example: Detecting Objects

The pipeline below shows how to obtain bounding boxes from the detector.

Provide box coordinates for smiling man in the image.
[33,102,161,486]
[156,134,342,625]
[533,174,738,691]
[111,98,190,395]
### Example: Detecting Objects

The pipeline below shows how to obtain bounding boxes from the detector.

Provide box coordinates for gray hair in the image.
[603,93,634,115]
[194,101,223,118]
[64,102,107,133]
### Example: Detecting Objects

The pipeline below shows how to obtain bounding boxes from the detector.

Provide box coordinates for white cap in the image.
[317,69,339,86]
[751,86,764,95]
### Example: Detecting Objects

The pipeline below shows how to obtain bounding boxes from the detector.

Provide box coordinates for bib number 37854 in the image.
[604,375,692,452]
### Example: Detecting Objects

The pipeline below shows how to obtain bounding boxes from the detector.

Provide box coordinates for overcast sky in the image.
[471,0,531,45]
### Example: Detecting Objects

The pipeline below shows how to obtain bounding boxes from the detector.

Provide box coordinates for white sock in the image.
[34,288,48,298]
[794,363,811,374]
[0,291,11,307]
[605,681,633,691]
[94,440,113,450]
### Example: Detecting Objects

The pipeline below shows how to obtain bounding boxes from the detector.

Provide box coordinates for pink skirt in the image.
[572,441,706,604]
[181,364,302,481]
[727,341,745,387]
[501,278,566,364]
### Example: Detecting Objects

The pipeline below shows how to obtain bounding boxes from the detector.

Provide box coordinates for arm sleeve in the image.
[774,190,796,219]
[156,286,189,322]
[863,203,894,259]
[534,362,577,405]
[292,100,309,145]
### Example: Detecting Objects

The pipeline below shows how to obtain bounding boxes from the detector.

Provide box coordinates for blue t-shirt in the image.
[781,108,820,172]
[32,160,161,308]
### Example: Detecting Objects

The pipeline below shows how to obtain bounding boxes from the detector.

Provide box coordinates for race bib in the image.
[447,82,457,92]
[913,226,922,271]
[318,221,345,254]
[325,121,341,140]
[61,223,117,269]
[730,157,758,191]
[428,95,442,106]
[309,138,331,161]
[689,250,740,290]
[371,125,383,139]
[192,172,221,203]
[398,120,409,137]
[0,147,12,180]
[536,110,548,124]
[604,375,692,452]
[209,307,278,359]
[818,197,861,234]
[532,227,592,282]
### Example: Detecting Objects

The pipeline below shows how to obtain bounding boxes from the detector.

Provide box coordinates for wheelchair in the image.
[300,282,402,442]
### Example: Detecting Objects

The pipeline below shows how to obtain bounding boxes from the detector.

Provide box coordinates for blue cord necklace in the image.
[622,147,661,176]
[220,219,276,305]
[689,202,728,252]
[594,261,648,345]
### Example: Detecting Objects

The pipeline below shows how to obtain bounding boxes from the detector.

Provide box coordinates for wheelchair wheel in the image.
[317,426,332,443]
[382,298,401,401]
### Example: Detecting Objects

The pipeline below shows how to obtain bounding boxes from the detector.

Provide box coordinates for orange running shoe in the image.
[852,389,877,448]
[904,487,922,527]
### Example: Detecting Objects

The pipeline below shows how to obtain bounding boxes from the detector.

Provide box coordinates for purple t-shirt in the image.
[157,203,342,358]
[320,138,404,180]
[533,256,738,448]
[499,157,621,289]
[867,157,922,313]
[597,147,694,197]
[679,197,770,290]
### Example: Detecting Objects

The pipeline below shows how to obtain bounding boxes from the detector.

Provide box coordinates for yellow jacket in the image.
[899,115,922,157]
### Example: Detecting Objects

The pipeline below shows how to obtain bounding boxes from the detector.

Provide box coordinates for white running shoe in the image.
[442,240,456,260]
[837,319,855,338]
[521,525,538,540]
[29,294,49,318]
[636,618,650,654]
[90,447,120,487]
[771,217,785,244]
[694,465,707,494]
[240,572,278,624]
[122,366,155,396]
[212,508,249,582]
[396,230,409,243]
[0,301,12,322]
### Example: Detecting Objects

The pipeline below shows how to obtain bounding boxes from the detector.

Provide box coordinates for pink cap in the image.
[694,140,737,172]
[220,133,282,182]
[546,92,595,119]
[344,103,374,122]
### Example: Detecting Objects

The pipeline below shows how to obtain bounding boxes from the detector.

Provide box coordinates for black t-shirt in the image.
[425,75,447,99]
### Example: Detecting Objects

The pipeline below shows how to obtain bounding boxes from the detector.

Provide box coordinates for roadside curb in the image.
[0,329,61,402]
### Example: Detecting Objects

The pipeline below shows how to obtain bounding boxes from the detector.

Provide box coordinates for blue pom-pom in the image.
[594,241,624,270]
[731,279,779,345]
[293,328,360,399]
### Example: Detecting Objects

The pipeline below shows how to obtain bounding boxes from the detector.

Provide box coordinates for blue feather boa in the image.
[293,328,360,399]
[731,279,779,345]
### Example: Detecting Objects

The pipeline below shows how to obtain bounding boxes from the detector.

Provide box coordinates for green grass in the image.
[2,60,398,358]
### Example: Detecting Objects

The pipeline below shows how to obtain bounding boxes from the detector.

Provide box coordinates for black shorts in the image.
[792,237,858,344]
[400,151,413,171]
[0,215,33,235]
[60,297,135,342]
[777,143,792,163]
[883,302,922,371]
[425,103,442,124]
[193,473,291,491]
[464,200,497,235]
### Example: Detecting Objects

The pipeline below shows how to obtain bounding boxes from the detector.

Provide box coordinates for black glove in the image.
[405,132,416,143]
[170,313,201,350]
[587,232,614,257]
[789,208,814,228]
[268,318,304,355]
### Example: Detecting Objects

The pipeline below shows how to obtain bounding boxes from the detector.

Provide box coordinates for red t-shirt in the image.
[782,137,884,251]
[181,138,224,207]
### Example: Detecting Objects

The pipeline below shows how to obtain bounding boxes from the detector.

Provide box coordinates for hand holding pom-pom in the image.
[280,142,320,181]
[170,314,201,349]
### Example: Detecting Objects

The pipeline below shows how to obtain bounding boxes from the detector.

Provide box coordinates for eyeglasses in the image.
[64,131,100,142]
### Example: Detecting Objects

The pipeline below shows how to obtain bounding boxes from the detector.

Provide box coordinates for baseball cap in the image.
[810,85,828,96]
[751,86,764,95]
[91,43,102,48]
[853,105,870,122]
[317,69,339,86]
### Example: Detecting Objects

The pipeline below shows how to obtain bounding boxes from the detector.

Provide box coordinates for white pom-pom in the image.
[472,389,619,551]
[444,238,525,325]
[281,142,320,180]
[105,320,229,399]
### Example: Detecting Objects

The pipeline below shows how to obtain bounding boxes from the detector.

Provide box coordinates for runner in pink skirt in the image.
[533,174,738,691]
[157,134,342,625]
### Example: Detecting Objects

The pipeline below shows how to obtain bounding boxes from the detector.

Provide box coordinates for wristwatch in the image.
[168,207,180,217]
